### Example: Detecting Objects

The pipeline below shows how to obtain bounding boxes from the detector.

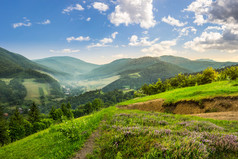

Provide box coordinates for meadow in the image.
[0,80,238,159]
[23,79,50,103]
[119,80,238,106]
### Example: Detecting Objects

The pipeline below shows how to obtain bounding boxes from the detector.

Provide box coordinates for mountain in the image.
[0,47,63,108]
[102,60,191,92]
[79,57,169,80]
[196,59,216,62]
[34,56,100,79]
[159,55,238,72]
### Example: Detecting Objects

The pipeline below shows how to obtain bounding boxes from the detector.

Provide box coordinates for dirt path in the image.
[72,128,101,159]
[191,111,238,121]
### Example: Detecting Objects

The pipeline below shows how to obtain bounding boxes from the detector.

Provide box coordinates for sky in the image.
[1,0,238,64]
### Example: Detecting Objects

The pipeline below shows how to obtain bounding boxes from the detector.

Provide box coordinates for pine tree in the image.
[9,108,25,141]
[0,106,10,146]
[28,102,40,123]
[49,106,56,120]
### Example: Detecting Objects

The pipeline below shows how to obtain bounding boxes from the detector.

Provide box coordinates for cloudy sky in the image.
[1,0,238,64]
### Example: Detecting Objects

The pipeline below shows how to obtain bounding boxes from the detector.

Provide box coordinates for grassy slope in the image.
[0,107,115,159]
[1,80,238,159]
[23,79,50,103]
[119,80,238,106]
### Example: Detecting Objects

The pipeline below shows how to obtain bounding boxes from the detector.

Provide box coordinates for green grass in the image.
[0,78,13,85]
[0,107,115,159]
[119,80,238,105]
[23,79,50,103]
[88,109,238,159]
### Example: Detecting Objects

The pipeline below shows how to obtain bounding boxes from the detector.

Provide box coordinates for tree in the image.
[0,106,10,146]
[28,102,40,123]
[49,106,57,120]
[84,102,93,114]
[9,108,25,141]
[92,98,104,111]
[61,103,73,119]
[201,67,218,84]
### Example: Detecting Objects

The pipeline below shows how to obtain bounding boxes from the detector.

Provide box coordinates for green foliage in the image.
[61,103,73,119]
[28,103,40,123]
[9,108,25,141]
[0,107,115,159]
[92,98,104,111]
[140,67,221,96]
[0,106,10,146]
[221,66,238,80]
[119,80,238,106]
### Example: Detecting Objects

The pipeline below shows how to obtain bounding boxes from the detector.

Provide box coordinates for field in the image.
[23,79,51,103]
[0,80,237,159]
[119,80,238,106]
[74,75,120,91]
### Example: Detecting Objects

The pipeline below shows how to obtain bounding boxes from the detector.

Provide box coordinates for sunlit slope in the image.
[119,80,238,106]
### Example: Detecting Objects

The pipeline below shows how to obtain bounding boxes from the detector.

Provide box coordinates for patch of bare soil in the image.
[118,99,164,112]
[117,96,238,120]
[72,128,101,159]
[191,111,238,121]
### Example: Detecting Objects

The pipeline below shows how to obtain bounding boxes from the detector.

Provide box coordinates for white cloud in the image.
[93,2,109,12]
[111,32,118,39]
[141,39,177,56]
[129,35,159,46]
[109,0,156,29]
[38,19,51,25]
[86,17,91,21]
[87,32,119,49]
[183,0,212,25]
[184,0,238,53]
[13,17,32,28]
[184,30,238,53]
[162,16,187,27]
[62,4,84,14]
[100,38,113,44]
[205,26,223,31]
[50,49,80,53]
[174,26,197,37]
[66,36,90,42]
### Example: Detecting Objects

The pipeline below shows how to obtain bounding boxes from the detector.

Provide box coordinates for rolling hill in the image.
[159,55,238,72]
[102,60,191,92]
[34,56,100,79]
[0,47,63,107]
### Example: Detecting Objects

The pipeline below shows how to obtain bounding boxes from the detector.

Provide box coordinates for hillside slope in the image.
[159,55,238,72]
[34,56,100,78]
[1,80,238,158]
[103,61,191,92]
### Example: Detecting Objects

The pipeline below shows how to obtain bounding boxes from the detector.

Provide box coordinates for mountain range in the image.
[1,47,238,93]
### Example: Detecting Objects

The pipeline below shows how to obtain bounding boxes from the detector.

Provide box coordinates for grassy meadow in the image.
[119,80,238,106]
[23,79,50,103]
[0,80,237,159]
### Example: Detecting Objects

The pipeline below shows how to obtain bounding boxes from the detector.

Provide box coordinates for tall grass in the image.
[0,107,115,159]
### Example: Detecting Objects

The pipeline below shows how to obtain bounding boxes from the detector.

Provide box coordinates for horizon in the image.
[1,0,238,64]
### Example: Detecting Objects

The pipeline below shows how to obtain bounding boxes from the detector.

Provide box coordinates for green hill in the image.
[103,60,191,92]
[159,55,238,72]
[0,80,237,159]
[0,47,63,108]
[34,56,100,79]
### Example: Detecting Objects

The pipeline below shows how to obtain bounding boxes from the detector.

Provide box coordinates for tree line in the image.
[138,66,238,96]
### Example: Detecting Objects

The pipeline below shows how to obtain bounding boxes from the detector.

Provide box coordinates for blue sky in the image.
[1,0,238,64]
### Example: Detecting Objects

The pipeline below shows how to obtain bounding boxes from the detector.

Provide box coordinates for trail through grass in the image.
[0,107,115,159]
